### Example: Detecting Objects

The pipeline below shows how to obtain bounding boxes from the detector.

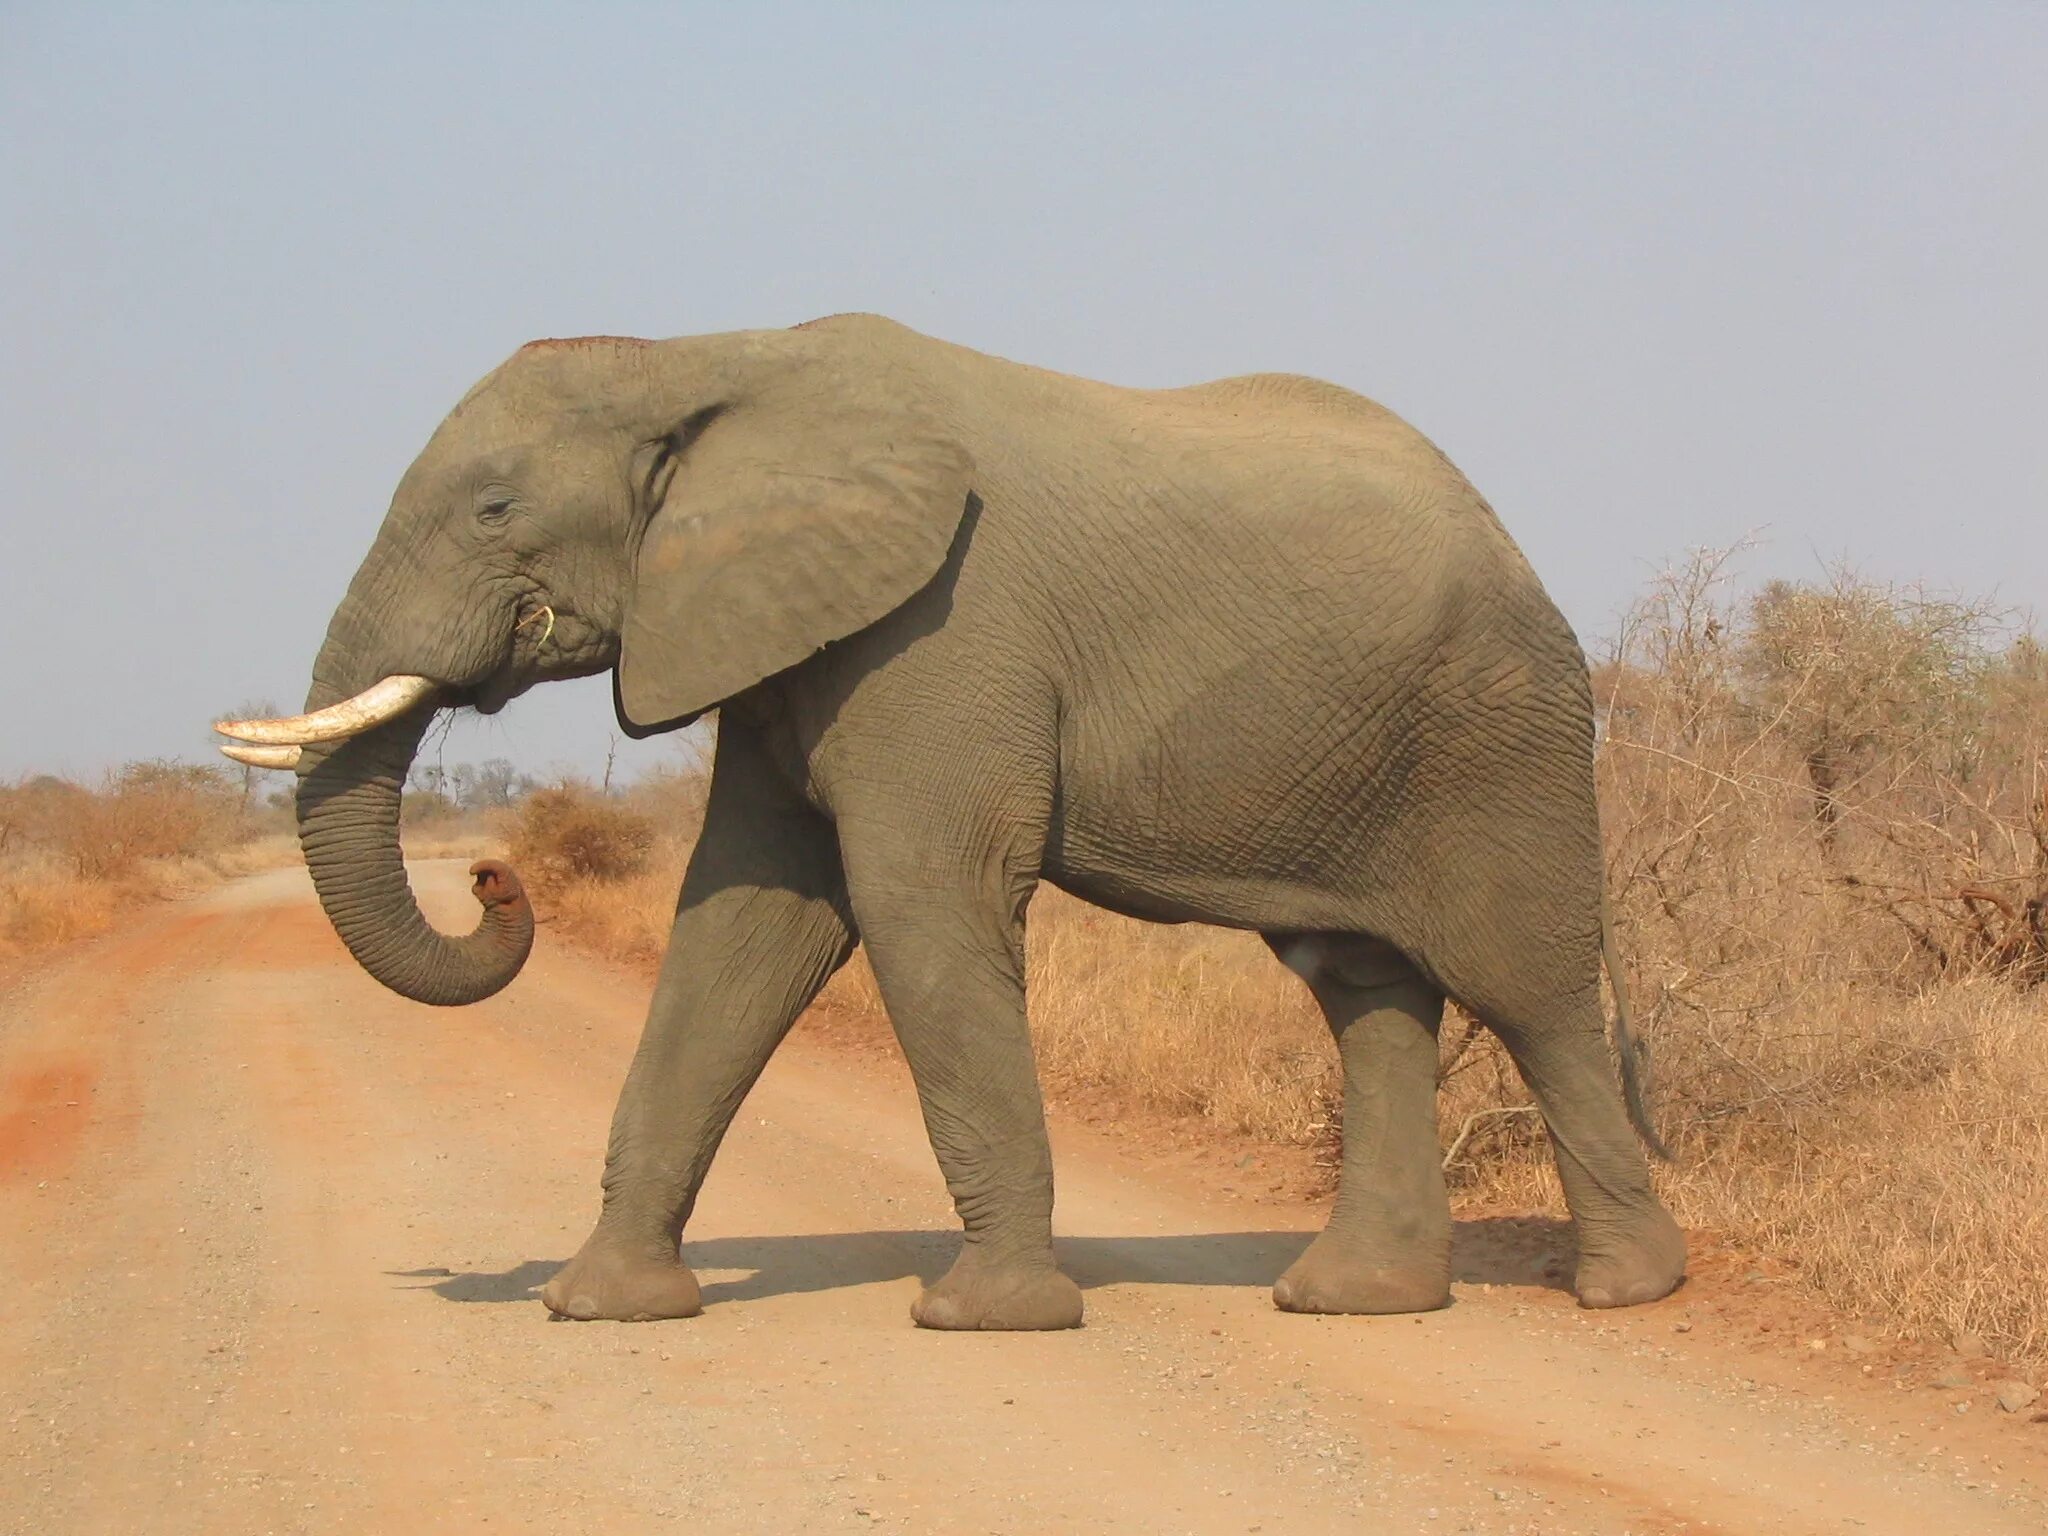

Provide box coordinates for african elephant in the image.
[217,314,1686,1329]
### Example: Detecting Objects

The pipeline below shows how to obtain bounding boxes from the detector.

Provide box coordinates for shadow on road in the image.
[389,1259,562,1303]
[390,1215,1574,1307]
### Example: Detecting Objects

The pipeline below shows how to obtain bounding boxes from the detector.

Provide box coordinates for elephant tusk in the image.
[219,743,303,770]
[215,674,440,745]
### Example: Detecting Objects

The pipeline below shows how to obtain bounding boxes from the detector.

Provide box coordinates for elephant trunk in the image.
[280,526,535,1006]
[294,708,533,1005]
[284,528,532,1005]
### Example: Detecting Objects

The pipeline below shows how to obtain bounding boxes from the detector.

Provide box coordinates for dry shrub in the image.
[0,761,276,955]
[514,761,713,968]
[542,863,686,970]
[532,562,2048,1369]
[512,785,655,884]
[1591,553,2038,1117]
[2,762,246,881]
[1577,549,2046,1366]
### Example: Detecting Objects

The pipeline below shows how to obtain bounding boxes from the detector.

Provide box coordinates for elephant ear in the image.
[615,367,975,734]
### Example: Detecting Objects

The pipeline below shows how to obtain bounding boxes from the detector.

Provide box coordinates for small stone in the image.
[1996,1381,2040,1414]
[1672,1322,1693,1334]
[1932,1371,1973,1391]
[1953,1332,1990,1358]
[1841,1334,1877,1355]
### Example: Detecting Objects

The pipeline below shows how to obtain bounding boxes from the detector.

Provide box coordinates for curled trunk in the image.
[295,708,533,1005]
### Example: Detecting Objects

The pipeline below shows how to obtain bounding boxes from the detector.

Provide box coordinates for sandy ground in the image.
[4,861,2047,1535]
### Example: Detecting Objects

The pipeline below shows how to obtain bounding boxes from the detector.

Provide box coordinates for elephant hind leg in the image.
[1473,981,1686,1309]
[1266,932,1453,1315]
[840,823,1083,1333]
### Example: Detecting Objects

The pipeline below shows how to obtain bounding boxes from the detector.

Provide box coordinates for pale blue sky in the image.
[4,4,2043,780]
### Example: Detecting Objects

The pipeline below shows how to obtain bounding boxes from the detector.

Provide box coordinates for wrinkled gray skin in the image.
[291,314,1686,1329]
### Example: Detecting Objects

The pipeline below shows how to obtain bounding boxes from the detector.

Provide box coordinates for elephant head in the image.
[217,319,975,1005]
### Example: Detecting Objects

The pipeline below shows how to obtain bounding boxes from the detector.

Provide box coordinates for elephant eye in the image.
[477,497,515,528]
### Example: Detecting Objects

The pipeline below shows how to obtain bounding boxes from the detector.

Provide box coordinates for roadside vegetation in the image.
[0,761,293,955]
[515,552,2048,1373]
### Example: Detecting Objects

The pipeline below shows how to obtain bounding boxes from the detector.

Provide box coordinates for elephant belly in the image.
[1042,669,1434,935]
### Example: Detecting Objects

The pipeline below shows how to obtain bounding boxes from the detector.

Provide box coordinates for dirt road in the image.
[4,863,2045,1534]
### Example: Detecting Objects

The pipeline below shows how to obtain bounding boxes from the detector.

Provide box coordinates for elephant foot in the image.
[1273,1234,1450,1315]
[1574,1206,1687,1309]
[912,1251,1083,1331]
[540,1239,702,1322]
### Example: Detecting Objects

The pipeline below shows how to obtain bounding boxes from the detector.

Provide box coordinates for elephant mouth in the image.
[472,601,617,715]
[468,670,519,716]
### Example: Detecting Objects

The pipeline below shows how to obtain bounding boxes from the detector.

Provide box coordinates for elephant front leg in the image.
[542,727,855,1322]
[847,847,1082,1331]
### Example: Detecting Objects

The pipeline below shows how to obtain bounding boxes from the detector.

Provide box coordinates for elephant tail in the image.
[1602,899,1674,1162]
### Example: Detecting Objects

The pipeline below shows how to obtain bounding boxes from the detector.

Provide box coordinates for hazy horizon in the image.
[5,4,2043,782]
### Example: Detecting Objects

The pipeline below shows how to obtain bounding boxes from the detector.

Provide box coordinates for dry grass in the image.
[517,554,2048,1374]
[0,763,292,957]
[800,892,1339,1146]
[1020,896,1334,1142]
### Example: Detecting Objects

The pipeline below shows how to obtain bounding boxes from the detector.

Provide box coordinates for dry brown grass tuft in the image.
[526,554,2048,1373]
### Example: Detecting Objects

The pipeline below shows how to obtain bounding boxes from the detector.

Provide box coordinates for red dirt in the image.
[0,1059,97,1182]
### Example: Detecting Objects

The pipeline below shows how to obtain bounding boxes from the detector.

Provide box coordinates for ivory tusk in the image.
[219,743,303,770]
[214,674,439,745]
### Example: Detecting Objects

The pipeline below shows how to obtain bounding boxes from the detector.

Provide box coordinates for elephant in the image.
[217,313,1686,1330]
